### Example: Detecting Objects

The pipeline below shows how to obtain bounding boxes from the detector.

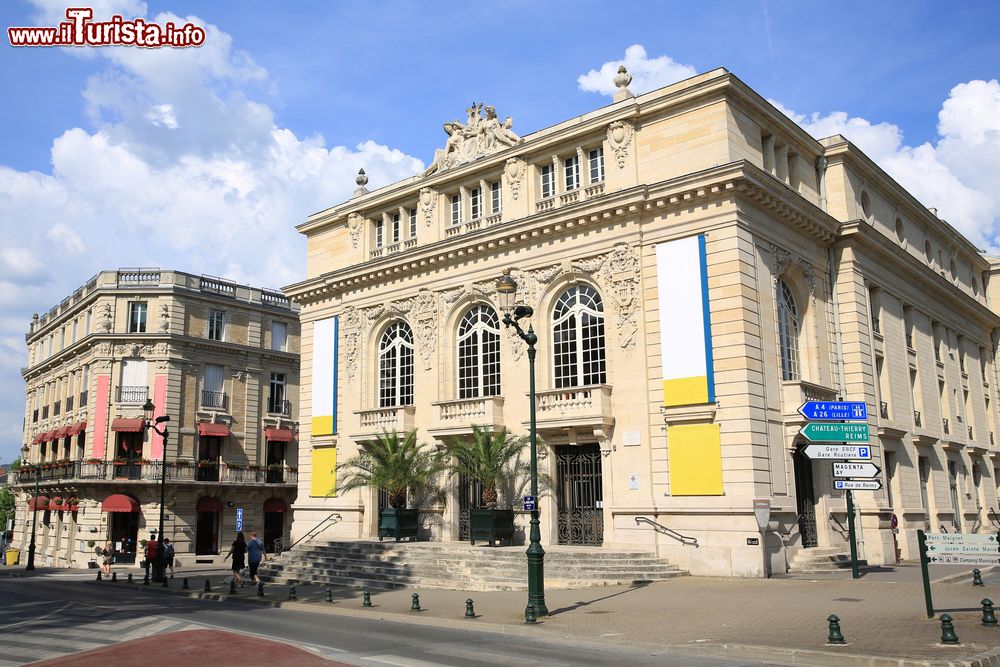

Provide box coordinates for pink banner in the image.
[93,375,110,458]
[151,375,167,458]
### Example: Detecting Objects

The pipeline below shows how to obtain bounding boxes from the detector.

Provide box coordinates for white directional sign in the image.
[926,543,1000,555]
[928,554,1000,566]
[803,444,872,460]
[834,479,881,491]
[833,462,880,479]
[925,533,998,546]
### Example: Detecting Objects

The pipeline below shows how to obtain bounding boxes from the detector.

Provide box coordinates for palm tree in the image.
[337,430,447,509]
[446,425,528,509]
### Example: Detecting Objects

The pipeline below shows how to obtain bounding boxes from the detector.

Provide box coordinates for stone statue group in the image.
[424,103,522,176]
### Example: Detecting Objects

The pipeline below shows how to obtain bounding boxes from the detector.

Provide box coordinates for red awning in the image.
[111,418,145,432]
[102,494,140,513]
[28,496,49,511]
[196,496,223,513]
[263,497,288,513]
[36,431,53,443]
[264,427,294,442]
[68,421,87,436]
[198,423,231,438]
[31,432,45,444]
[52,426,70,439]
[48,500,64,511]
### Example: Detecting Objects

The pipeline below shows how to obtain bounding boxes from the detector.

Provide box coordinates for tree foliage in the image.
[336,430,447,509]
[446,426,528,508]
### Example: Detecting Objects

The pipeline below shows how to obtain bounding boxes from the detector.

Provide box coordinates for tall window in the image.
[490,181,501,214]
[128,302,147,333]
[208,309,225,341]
[85,308,92,335]
[457,306,501,399]
[451,194,461,226]
[470,187,482,219]
[408,208,417,238]
[589,147,605,183]
[552,285,607,388]
[378,322,414,407]
[776,280,800,381]
[71,319,78,344]
[948,460,961,528]
[269,372,286,412]
[271,321,287,351]
[375,217,384,247]
[203,363,225,408]
[119,358,147,403]
[540,165,555,199]
[391,213,401,243]
[564,155,579,191]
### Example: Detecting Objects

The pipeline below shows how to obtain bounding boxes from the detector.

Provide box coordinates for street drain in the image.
[833,597,863,602]
[585,610,611,614]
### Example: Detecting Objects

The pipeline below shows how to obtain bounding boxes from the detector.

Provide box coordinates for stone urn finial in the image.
[613,65,634,102]
[353,168,369,197]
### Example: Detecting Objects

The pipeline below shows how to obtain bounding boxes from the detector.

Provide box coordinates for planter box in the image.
[469,508,515,546]
[379,508,419,542]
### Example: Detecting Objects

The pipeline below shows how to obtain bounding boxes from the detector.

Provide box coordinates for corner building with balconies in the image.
[11,269,300,568]
[286,69,1000,577]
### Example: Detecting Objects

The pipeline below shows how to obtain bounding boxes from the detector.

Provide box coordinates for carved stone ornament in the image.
[504,157,525,201]
[159,304,170,333]
[606,120,634,169]
[411,290,439,370]
[347,213,363,250]
[419,188,437,227]
[98,303,113,333]
[423,103,523,176]
[571,242,642,350]
[342,307,360,381]
[439,286,467,304]
[768,243,817,298]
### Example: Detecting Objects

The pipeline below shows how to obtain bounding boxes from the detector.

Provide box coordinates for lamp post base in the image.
[525,512,547,618]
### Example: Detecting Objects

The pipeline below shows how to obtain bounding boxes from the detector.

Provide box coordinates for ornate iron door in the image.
[556,444,604,545]
[793,444,819,548]
[457,473,484,540]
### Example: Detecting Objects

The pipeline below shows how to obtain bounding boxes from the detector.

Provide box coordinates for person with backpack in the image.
[163,537,175,578]
[246,531,265,584]
[143,533,157,581]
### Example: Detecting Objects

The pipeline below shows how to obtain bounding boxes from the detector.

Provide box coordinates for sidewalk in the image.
[83,565,1000,666]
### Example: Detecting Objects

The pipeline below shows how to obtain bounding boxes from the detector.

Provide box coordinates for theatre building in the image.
[11,269,300,568]
[286,67,1000,577]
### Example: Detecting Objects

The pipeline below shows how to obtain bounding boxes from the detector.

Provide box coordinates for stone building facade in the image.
[285,68,1000,577]
[11,269,300,568]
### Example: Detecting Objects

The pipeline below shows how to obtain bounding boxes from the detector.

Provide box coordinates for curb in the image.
[933,565,1000,585]
[674,641,1000,667]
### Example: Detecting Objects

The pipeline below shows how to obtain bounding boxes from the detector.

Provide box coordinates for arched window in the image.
[776,280,801,381]
[457,305,501,399]
[552,285,606,388]
[378,322,414,407]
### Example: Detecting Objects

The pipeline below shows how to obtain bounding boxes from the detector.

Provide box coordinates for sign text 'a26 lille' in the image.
[802,444,872,460]
[832,462,880,478]
[798,401,868,421]
[834,479,881,491]
[799,422,870,442]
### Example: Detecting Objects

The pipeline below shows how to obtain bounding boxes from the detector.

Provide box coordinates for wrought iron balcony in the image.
[267,397,291,416]
[201,390,227,410]
[9,459,297,487]
[914,410,922,427]
[118,386,148,404]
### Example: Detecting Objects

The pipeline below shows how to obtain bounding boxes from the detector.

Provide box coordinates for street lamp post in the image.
[496,270,548,620]
[142,399,170,583]
[25,463,40,570]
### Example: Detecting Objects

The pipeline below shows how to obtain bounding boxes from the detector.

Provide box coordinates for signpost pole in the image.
[917,529,934,618]
[846,490,860,579]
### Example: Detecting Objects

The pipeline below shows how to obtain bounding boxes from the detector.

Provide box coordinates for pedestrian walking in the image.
[246,531,265,584]
[101,542,113,576]
[223,532,246,586]
[143,533,157,580]
[163,538,175,578]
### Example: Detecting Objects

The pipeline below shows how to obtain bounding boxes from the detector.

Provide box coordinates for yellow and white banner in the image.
[311,316,338,436]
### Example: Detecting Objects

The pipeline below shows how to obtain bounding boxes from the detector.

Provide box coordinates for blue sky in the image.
[1,0,999,462]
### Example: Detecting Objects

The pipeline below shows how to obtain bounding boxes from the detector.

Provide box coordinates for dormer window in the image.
[589,147,605,183]
[564,155,580,191]
[540,164,555,199]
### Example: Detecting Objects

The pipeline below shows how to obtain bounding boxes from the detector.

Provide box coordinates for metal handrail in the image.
[989,508,1000,530]
[273,512,342,556]
[634,516,699,547]
[828,513,849,539]
[779,513,803,538]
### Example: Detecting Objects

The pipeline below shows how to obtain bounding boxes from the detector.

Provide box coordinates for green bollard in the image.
[229,580,237,594]
[465,598,475,618]
[982,599,998,626]
[940,614,960,645]
[289,585,297,600]
[204,579,211,593]
[525,603,537,624]
[127,573,133,584]
[257,581,264,597]
[362,590,372,607]
[410,593,420,611]
[973,569,985,586]
[325,588,333,604]
[826,614,846,645]
[182,578,189,590]
[96,571,102,581]
[111,572,117,582]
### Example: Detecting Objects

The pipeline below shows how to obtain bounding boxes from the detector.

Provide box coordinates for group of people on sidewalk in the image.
[100,534,175,578]
[224,531,266,586]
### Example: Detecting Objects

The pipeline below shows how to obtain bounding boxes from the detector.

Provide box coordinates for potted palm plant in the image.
[446,425,528,546]
[338,430,446,542]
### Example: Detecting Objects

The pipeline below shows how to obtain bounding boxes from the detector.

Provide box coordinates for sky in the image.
[1,0,999,463]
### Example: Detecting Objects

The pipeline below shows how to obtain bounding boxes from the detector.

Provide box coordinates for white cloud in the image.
[145,103,178,129]
[578,44,697,97]
[772,80,1000,251]
[0,248,47,283]
[46,223,85,253]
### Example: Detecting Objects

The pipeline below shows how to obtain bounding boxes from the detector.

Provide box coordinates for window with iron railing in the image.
[943,417,950,434]
[906,333,913,349]
[880,401,889,419]
[118,386,148,403]
[914,410,922,427]
[969,425,974,439]
[871,318,880,335]
[267,398,291,416]
[201,390,227,409]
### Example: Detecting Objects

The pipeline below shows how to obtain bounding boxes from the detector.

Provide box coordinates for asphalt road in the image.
[0,577,790,666]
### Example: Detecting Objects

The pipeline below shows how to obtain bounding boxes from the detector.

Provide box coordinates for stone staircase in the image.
[787,546,868,574]
[259,540,686,591]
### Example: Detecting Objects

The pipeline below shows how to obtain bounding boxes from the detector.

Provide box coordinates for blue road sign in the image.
[798,401,868,421]
[236,508,244,531]
[523,495,536,511]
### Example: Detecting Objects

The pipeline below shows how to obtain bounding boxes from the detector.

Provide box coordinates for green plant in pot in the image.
[337,429,446,542]
[446,425,528,546]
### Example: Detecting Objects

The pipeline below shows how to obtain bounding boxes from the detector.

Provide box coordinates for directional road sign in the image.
[833,462,881,478]
[803,444,872,460]
[800,423,870,442]
[926,543,1000,555]
[928,554,1000,566]
[798,401,868,421]
[834,479,881,491]
[925,533,998,546]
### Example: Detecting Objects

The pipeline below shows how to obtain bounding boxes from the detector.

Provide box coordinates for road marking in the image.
[367,656,460,667]
[0,601,74,631]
